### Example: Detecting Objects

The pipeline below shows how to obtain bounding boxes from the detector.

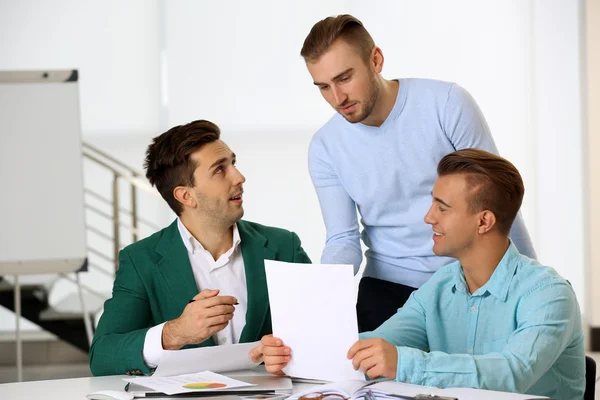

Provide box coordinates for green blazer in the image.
[89,219,311,376]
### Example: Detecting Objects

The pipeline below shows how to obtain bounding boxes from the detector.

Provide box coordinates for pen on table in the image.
[188,299,239,305]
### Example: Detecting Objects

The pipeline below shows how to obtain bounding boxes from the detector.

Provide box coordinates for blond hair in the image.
[301,14,375,63]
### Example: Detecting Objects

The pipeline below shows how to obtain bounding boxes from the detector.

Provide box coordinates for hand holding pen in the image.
[161,288,238,350]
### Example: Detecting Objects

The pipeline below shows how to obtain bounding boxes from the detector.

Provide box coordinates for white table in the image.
[0,368,548,400]
[0,371,313,400]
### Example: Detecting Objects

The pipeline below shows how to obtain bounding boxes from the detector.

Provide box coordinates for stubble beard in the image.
[342,74,380,124]
[196,194,244,230]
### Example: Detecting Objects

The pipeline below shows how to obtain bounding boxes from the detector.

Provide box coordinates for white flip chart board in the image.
[0,70,87,275]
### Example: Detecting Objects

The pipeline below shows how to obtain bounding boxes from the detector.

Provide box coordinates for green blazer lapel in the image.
[238,221,276,343]
[155,220,216,348]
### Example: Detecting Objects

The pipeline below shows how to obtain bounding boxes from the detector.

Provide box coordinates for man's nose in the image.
[424,208,435,224]
[233,168,246,185]
[332,87,347,106]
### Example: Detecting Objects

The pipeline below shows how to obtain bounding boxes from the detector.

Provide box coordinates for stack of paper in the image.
[153,341,260,377]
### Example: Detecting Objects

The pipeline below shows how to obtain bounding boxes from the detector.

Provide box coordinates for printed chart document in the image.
[153,341,260,377]
[265,260,364,382]
[124,370,255,395]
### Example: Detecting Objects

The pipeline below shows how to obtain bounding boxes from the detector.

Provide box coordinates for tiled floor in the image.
[1,355,600,396]
[0,363,91,384]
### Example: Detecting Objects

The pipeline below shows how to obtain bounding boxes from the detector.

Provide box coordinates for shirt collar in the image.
[452,240,520,302]
[176,218,241,254]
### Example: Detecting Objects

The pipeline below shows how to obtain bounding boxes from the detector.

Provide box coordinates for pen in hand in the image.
[188,299,239,305]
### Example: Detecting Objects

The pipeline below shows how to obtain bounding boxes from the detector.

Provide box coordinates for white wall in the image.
[0,0,588,330]
[165,0,348,133]
[583,0,600,326]
[0,0,161,137]
[532,0,584,316]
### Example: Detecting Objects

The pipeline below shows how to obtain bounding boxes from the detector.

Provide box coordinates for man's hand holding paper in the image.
[248,335,290,375]
[347,338,398,380]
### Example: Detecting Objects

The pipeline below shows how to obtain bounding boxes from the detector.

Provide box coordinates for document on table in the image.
[124,370,255,395]
[289,380,549,400]
[153,341,261,377]
[265,260,364,382]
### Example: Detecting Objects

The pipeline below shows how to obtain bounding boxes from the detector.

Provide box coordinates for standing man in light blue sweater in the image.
[301,15,536,331]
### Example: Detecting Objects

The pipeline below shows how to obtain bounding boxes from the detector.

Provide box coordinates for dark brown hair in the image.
[437,149,524,235]
[300,14,375,63]
[144,120,220,216]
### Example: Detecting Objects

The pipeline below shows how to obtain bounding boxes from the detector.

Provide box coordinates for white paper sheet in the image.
[153,341,261,377]
[265,260,364,382]
[124,370,255,395]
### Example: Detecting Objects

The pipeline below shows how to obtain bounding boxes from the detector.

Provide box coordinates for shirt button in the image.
[468,348,473,354]
[221,337,228,344]
[470,306,477,312]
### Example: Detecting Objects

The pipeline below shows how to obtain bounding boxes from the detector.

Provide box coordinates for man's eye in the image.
[215,166,223,174]
[319,85,329,91]
[340,76,350,82]
[438,205,446,212]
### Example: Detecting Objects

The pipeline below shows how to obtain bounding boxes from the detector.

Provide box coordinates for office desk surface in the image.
[0,370,548,400]
[0,372,313,400]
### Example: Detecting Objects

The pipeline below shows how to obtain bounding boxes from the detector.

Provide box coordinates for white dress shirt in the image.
[142,218,248,368]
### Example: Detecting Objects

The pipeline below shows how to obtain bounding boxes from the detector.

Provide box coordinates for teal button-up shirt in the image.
[361,242,585,399]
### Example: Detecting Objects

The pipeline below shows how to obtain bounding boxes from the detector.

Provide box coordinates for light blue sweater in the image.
[308,78,536,288]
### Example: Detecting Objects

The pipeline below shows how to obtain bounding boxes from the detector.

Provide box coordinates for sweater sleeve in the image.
[308,134,363,274]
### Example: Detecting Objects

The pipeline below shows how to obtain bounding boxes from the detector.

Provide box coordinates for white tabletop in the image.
[0,370,314,400]
[0,374,132,400]
[0,369,547,400]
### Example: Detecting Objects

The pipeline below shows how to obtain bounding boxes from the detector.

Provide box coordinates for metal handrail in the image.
[85,225,129,250]
[84,188,161,231]
[86,203,140,236]
[87,247,114,264]
[87,261,116,279]
[83,142,145,177]
[83,152,159,197]
[82,141,165,272]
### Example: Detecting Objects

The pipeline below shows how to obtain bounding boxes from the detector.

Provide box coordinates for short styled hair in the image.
[300,14,375,63]
[144,120,220,216]
[437,149,525,235]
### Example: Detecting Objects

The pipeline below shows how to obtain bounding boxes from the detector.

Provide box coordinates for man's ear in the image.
[478,210,497,234]
[173,186,196,209]
[371,46,384,74]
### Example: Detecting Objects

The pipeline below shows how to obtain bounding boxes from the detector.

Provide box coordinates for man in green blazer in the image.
[89,119,311,376]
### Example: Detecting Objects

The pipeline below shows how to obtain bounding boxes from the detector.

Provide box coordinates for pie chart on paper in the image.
[183,382,228,390]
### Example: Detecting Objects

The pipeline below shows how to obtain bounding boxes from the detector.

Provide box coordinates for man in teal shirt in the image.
[259,149,585,399]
